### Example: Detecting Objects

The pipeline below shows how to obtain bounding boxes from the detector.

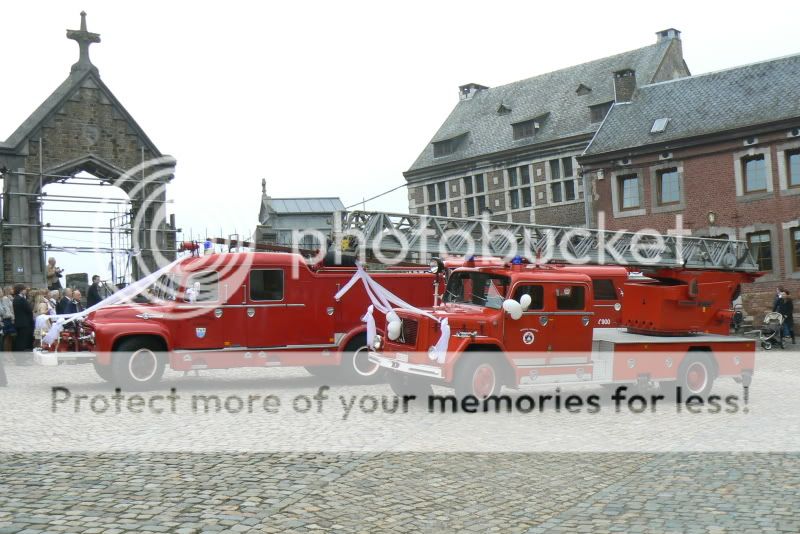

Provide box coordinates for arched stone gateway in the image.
[0,12,177,287]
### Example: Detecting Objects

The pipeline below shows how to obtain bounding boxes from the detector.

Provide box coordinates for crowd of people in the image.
[0,258,105,387]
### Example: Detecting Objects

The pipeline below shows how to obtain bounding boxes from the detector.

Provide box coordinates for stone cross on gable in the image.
[66,11,101,73]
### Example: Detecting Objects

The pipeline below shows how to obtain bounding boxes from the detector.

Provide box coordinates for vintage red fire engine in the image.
[369,257,759,399]
[41,251,440,389]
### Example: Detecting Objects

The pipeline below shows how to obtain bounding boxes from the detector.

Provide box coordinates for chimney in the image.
[656,28,681,43]
[459,83,488,101]
[613,69,636,103]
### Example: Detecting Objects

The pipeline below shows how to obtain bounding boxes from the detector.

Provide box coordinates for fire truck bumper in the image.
[368,352,443,379]
[33,348,97,366]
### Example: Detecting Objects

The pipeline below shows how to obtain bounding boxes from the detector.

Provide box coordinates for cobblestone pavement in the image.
[1,347,799,532]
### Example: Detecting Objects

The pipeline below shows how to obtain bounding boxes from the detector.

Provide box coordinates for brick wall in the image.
[585,128,800,319]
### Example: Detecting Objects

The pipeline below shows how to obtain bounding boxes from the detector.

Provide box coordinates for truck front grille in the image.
[399,319,418,346]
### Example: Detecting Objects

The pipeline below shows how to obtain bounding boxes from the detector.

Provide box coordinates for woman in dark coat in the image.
[12,284,33,363]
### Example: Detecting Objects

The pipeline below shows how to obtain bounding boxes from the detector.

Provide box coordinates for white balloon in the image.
[387,319,402,340]
[502,299,523,320]
[519,294,532,311]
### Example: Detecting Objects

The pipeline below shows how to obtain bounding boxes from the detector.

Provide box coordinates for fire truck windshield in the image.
[147,273,179,302]
[443,271,510,309]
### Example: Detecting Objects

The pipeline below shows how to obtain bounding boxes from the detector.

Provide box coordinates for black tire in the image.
[453,355,503,399]
[676,351,716,399]
[93,362,114,383]
[111,337,166,391]
[387,371,433,401]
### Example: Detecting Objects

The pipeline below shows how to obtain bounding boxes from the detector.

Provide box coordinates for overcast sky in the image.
[2,1,799,280]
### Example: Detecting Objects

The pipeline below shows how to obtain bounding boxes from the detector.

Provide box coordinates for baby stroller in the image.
[747,312,784,350]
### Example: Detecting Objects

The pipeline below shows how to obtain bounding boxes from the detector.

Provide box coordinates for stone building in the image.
[0,13,176,286]
[404,29,689,227]
[255,179,344,249]
[579,53,800,317]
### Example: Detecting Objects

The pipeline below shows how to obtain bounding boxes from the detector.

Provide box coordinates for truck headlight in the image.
[372,335,384,350]
[428,346,438,361]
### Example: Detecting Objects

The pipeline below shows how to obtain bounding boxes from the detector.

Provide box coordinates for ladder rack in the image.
[333,211,759,272]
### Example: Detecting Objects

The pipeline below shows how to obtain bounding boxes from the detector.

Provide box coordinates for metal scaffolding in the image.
[0,165,175,287]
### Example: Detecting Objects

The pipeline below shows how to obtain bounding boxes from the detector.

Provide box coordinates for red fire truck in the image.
[41,251,440,389]
[369,259,758,399]
[336,211,762,400]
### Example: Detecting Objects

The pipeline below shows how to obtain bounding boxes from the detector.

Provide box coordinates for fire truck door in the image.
[244,269,308,349]
[504,284,551,359]
[175,271,225,350]
[549,283,593,360]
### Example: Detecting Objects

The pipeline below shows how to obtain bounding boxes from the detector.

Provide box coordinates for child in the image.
[34,302,52,349]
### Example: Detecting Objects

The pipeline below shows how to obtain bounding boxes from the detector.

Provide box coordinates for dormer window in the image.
[590,101,613,123]
[512,120,538,140]
[432,133,466,158]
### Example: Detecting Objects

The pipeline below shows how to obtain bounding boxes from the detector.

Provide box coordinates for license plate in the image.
[396,353,409,363]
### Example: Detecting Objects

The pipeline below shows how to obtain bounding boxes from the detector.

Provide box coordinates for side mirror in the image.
[502,299,523,320]
[519,294,532,311]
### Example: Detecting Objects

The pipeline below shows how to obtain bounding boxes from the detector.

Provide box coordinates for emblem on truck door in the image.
[522,331,535,345]
[196,327,207,339]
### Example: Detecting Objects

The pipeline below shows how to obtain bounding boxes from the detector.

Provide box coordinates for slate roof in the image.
[269,198,345,214]
[406,39,679,174]
[583,53,800,156]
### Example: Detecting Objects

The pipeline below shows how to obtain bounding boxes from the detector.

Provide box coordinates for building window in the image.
[550,182,563,203]
[792,228,800,271]
[424,181,448,216]
[512,119,537,140]
[747,231,772,271]
[508,166,532,210]
[546,157,578,204]
[618,174,640,210]
[742,154,767,193]
[463,174,486,217]
[657,167,680,205]
[788,149,800,188]
[589,101,613,123]
[549,160,561,180]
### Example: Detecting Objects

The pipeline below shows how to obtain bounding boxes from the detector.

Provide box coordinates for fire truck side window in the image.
[592,279,617,301]
[512,285,544,310]
[556,285,585,310]
[250,270,284,301]
[185,271,219,302]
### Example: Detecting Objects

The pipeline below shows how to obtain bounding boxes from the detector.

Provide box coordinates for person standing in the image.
[778,290,795,345]
[87,275,102,308]
[12,284,33,364]
[46,257,64,291]
[71,290,84,313]
[57,288,73,315]
[47,290,59,315]
[0,287,14,353]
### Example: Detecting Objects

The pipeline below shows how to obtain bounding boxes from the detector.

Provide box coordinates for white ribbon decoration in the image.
[362,305,377,346]
[433,318,450,363]
[43,256,184,346]
[334,263,450,358]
